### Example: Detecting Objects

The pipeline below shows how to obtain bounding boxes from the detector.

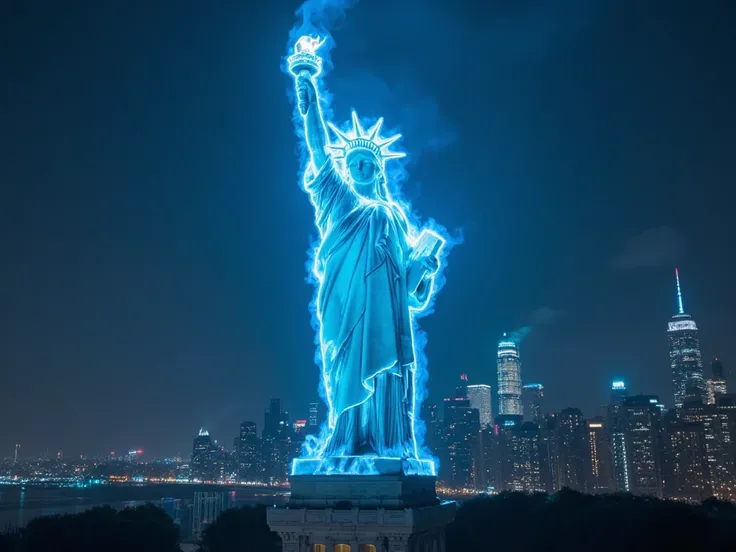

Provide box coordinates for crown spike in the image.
[327,122,350,143]
[367,118,384,141]
[382,152,406,160]
[351,110,364,138]
[377,133,402,148]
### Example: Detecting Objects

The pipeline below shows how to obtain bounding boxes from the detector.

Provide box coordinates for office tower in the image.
[539,414,559,493]
[706,358,728,405]
[522,384,544,424]
[498,335,523,417]
[443,398,480,489]
[263,399,292,483]
[585,417,614,493]
[456,373,469,399]
[237,421,263,483]
[467,384,493,429]
[664,416,709,501]
[191,429,211,481]
[607,380,630,492]
[669,269,706,408]
[621,395,665,497]
[191,429,222,482]
[556,408,587,491]
[494,421,543,492]
[191,492,231,538]
[681,401,736,500]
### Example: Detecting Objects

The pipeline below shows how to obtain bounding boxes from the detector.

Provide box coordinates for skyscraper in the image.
[664,417,709,502]
[585,417,614,493]
[467,384,492,429]
[668,269,706,408]
[621,395,665,497]
[681,401,736,500]
[190,429,221,482]
[237,421,263,483]
[706,358,728,405]
[262,399,292,483]
[498,335,522,417]
[556,408,587,492]
[522,383,544,424]
[607,380,630,492]
[443,397,480,489]
[456,373,469,399]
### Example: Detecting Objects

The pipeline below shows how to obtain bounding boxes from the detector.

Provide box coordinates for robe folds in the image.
[307,161,416,457]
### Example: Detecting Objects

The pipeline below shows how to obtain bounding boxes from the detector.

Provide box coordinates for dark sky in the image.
[1,0,734,458]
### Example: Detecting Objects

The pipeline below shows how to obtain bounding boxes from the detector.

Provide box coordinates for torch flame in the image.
[294,35,326,56]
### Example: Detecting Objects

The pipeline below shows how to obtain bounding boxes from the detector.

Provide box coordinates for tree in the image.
[197,505,279,552]
[19,504,180,552]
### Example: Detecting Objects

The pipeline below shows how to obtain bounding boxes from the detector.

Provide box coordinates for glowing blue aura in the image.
[286,36,450,476]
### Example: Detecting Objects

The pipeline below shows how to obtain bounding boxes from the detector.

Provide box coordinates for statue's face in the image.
[347,150,378,187]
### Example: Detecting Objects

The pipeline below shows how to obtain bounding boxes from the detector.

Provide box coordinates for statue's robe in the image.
[307,160,416,458]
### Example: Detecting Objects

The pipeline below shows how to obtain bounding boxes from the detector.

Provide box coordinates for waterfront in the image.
[0,483,288,529]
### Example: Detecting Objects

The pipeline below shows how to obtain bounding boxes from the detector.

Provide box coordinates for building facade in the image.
[522,384,544,425]
[467,384,492,429]
[497,336,523,417]
[669,269,706,408]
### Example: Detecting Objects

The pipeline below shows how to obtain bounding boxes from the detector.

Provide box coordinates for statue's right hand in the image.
[296,74,315,112]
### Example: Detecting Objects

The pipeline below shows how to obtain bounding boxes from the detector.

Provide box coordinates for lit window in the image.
[360,546,376,552]
[335,546,351,552]
[313,546,326,552]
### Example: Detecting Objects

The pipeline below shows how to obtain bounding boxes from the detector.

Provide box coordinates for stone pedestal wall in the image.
[268,475,455,552]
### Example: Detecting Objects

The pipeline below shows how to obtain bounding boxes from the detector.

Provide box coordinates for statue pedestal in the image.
[268,474,455,552]
[291,456,436,477]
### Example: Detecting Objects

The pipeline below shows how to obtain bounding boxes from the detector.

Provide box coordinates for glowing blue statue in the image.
[288,36,445,476]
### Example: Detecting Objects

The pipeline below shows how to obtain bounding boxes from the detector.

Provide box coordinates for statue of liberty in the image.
[288,37,444,474]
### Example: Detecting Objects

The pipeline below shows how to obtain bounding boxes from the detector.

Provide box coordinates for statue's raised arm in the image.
[289,37,329,171]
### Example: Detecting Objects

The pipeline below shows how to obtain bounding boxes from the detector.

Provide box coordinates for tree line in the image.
[2,490,736,552]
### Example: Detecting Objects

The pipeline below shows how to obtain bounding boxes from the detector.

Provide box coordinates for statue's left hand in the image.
[407,255,439,294]
[422,255,440,276]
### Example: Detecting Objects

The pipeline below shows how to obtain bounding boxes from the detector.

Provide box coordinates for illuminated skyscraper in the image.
[467,384,492,429]
[706,358,728,405]
[621,395,665,497]
[263,399,292,483]
[237,421,262,483]
[585,417,614,493]
[522,383,544,424]
[498,335,523,417]
[556,408,587,491]
[664,417,709,501]
[191,429,221,482]
[681,401,736,500]
[456,373,469,399]
[443,398,480,489]
[607,380,630,492]
[669,269,706,408]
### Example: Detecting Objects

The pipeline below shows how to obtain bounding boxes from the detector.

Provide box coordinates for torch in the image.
[287,35,326,116]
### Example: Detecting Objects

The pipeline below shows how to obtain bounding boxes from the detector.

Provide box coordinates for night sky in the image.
[2,0,734,458]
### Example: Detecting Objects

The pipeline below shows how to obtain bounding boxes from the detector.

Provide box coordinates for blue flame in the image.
[284,17,456,476]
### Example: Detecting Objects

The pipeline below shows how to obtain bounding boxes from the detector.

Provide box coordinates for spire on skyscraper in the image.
[675,268,685,314]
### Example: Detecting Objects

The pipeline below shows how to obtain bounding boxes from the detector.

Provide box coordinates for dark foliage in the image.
[197,505,280,552]
[3,492,736,552]
[447,490,736,552]
[0,504,180,552]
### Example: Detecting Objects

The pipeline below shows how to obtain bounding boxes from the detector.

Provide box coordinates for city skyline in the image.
[1,1,735,458]
[2,269,733,459]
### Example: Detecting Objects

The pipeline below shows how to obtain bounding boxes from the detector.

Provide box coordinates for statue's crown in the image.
[326,111,406,165]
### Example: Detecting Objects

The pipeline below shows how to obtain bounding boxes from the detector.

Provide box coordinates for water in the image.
[0,483,287,529]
